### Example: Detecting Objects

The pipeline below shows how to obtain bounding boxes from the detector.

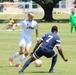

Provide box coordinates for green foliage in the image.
[24,0,53,4]
[43,0,53,4]
[9,0,14,2]
[23,0,30,2]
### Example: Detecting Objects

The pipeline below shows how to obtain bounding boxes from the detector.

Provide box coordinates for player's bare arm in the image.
[35,29,39,42]
[30,39,42,56]
[56,46,68,62]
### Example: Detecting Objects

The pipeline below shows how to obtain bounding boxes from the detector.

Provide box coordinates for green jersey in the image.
[69,14,76,27]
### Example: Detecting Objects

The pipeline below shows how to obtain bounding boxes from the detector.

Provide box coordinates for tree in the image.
[2,0,14,2]
[25,0,62,21]
[0,0,3,12]
[10,0,14,2]
[73,0,76,4]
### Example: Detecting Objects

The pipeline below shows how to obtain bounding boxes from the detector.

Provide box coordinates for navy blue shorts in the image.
[33,47,56,59]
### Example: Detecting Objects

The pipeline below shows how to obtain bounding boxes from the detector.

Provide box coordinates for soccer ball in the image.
[34,59,42,67]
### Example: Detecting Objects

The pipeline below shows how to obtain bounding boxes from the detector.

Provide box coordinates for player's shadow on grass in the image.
[0,65,18,68]
[24,71,49,73]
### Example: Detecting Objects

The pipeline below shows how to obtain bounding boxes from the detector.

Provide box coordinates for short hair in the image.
[9,18,12,20]
[28,12,33,16]
[71,8,75,12]
[51,26,58,32]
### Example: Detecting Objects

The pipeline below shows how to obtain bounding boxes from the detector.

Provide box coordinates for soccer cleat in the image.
[19,70,23,74]
[9,58,13,66]
[49,69,55,73]
[16,64,21,67]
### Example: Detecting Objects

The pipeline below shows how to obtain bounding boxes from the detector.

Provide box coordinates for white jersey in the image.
[16,19,38,47]
[17,19,38,36]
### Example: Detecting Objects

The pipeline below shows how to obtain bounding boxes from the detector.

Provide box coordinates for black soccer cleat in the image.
[19,70,23,74]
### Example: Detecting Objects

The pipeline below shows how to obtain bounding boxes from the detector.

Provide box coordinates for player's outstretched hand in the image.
[36,37,39,42]
[30,52,33,56]
[64,58,68,62]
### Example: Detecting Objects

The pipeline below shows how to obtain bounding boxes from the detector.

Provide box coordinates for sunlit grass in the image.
[0,14,76,75]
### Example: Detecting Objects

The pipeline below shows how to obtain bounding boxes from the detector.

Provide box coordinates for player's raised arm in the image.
[12,24,17,31]
[30,39,42,56]
[56,46,68,62]
[35,29,39,42]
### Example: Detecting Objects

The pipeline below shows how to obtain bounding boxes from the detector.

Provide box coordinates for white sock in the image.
[11,52,20,60]
[17,54,26,64]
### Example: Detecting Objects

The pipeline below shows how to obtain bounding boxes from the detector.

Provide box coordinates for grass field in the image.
[0,14,76,75]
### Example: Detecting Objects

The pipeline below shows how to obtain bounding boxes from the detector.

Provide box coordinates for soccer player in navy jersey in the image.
[19,26,68,74]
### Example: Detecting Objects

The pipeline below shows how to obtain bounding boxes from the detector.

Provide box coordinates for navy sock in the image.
[20,59,33,72]
[50,54,58,71]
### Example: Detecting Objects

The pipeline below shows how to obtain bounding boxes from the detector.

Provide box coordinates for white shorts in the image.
[19,35,32,47]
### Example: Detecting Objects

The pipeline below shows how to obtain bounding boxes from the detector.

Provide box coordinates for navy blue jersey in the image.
[40,33,61,50]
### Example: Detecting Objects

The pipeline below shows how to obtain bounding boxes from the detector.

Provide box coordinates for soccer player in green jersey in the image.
[69,9,76,33]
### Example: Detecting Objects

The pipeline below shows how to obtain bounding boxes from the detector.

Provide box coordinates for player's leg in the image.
[19,47,43,74]
[75,26,76,32]
[49,51,58,73]
[6,23,10,29]
[9,52,20,65]
[9,47,25,66]
[16,37,31,67]
[6,23,12,29]
[15,46,26,67]
[70,26,73,33]
[19,55,35,74]
[49,55,58,73]
[9,37,25,66]
[16,46,31,67]
[10,23,13,28]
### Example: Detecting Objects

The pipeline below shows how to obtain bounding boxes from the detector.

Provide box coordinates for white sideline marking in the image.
[0,30,22,32]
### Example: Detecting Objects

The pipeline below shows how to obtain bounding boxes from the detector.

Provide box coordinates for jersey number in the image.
[46,35,53,42]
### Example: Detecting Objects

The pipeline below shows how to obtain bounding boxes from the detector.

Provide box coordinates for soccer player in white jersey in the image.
[9,12,39,67]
